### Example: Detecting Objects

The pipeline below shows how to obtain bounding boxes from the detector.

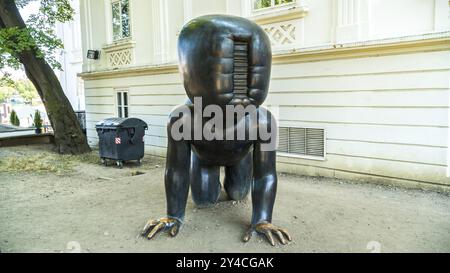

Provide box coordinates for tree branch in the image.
[0,15,5,29]
[0,0,27,29]
[0,0,91,154]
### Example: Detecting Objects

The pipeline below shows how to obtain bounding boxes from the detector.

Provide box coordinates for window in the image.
[278,127,326,159]
[117,90,129,118]
[253,0,294,11]
[112,0,131,41]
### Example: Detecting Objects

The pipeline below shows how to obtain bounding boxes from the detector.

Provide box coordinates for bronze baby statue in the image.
[142,14,291,246]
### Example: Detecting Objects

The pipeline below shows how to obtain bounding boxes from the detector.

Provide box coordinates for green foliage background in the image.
[0,78,38,103]
[33,109,42,128]
[9,109,20,126]
[0,0,74,85]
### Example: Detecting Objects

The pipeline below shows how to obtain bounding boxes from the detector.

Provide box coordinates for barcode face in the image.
[234,41,249,95]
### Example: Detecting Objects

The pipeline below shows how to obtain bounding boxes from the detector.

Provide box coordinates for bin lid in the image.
[95,118,148,129]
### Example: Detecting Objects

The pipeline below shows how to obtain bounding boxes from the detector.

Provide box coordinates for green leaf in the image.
[0,0,75,73]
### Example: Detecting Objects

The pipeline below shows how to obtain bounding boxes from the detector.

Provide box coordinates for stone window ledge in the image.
[248,4,309,25]
[103,39,136,53]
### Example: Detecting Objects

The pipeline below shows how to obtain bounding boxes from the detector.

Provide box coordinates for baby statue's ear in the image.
[178,15,272,108]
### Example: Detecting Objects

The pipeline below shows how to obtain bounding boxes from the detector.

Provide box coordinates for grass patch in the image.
[0,151,101,175]
[0,153,73,175]
[72,151,101,165]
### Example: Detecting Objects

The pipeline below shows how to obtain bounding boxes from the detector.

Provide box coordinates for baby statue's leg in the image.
[224,151,252,201]
[190,152,221,208]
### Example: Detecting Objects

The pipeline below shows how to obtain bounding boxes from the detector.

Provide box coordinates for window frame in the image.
[251,0,297,15]
[246,0,308,26]
[116,89,129,118]
[111,0,132,42]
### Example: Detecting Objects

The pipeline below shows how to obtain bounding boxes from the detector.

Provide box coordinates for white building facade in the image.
[56,0,85,111]
[79,0,450,191]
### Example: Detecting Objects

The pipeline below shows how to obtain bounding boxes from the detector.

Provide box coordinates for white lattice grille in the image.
[264,22,296,46]
[107,48,133,67]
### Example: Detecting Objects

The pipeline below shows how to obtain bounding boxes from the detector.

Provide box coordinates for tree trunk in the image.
[0,0,91,154]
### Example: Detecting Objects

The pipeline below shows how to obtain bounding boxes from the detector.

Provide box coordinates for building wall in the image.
[80,0,450,190]
[80,0,450,69]
[56,0,85,111]
[272,49,450,188]
[370,0,435,39]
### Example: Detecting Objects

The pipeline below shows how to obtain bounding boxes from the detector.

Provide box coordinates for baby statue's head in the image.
[178,14,272,108]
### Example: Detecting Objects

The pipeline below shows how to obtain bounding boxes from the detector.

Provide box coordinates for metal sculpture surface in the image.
[142,14,291,246]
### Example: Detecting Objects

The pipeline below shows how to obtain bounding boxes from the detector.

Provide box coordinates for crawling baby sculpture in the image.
[142,14,291,246]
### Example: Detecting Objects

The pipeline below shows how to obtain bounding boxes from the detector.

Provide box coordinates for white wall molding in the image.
[225,0,243,17]
[82,0,95,72]
[103,0,113,44]
[150,0,170,64]
[183,0,193,23]
[335,0,370,43]
[161,0,171,63]
[434,0,450,31]
[79,63,179,80]
[273,31,450,64]
[80,31,450,80]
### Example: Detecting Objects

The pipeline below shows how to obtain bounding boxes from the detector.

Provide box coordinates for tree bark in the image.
[0,0,91,154]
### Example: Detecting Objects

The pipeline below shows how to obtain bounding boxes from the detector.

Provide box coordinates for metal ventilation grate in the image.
[306,128,325,157]
[278,127,289,153]
[278,127,325,158]
[233,41,249,95]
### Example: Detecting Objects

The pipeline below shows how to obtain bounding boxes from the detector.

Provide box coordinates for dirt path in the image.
[0,145,449,253]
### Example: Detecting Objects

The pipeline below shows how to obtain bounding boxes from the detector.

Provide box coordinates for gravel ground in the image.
[0,144,449,253]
